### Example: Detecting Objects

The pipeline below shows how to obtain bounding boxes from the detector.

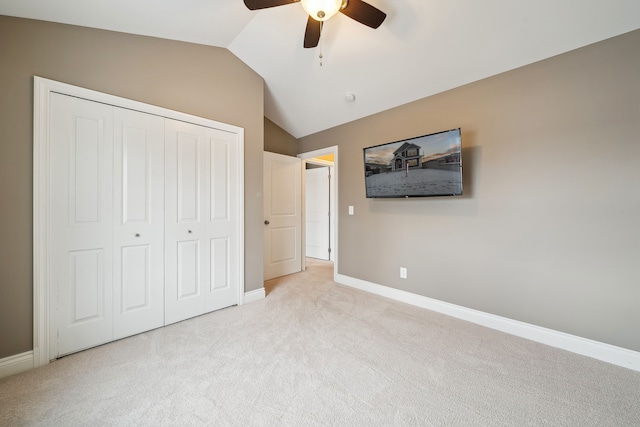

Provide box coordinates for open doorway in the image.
[298,146,338,280]
[304,162,333,261]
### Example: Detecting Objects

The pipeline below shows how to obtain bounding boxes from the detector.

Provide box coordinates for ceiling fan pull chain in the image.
[319,22,324,66]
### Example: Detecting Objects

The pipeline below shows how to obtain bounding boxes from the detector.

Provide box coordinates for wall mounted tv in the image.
[363,128,462,198]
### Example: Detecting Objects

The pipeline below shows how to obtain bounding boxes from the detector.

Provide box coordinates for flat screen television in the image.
[363,128,462,198]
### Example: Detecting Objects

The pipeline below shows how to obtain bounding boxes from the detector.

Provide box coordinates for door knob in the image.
[135,233,140,237]
[264,220,270,225]
[188,230,192,234]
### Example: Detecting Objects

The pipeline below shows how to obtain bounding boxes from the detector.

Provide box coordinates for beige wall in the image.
[0,16,264,359]
[298,30,640,352]
[264,117,298,156]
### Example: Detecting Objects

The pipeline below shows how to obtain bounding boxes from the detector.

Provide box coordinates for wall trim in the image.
[0,351,34,380]
[335,273,640,372]
[244,288,266,304]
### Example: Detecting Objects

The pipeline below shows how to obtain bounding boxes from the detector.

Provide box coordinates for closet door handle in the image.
[264,220,270,225]
[135,233,141,237]
[188,230,192,234]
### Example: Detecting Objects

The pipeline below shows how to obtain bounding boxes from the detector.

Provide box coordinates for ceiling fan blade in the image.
[243,0,299,11]
[303,17,322,48]
[339,0,386,29]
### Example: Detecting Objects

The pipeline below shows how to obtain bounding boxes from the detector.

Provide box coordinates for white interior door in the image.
[264,152,302,280]
[112,108,165,339]
[49,93,114,358]
[165,119,240,324]
[305,167,330,260]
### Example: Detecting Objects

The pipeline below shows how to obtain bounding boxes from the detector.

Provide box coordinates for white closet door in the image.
[49,93,114,358]
[204,127,240,313]
[164,119,239,324]
[39,79,244,364]
[112,108,165,338]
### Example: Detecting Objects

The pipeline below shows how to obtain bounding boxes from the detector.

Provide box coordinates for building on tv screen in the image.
[363,128,462,198]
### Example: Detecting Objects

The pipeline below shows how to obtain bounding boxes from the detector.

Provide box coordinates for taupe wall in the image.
[0,16,264,359]
[298,30,640,352]
[264,117,298,156]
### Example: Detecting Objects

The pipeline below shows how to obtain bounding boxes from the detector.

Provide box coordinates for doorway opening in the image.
[298,146,338,281]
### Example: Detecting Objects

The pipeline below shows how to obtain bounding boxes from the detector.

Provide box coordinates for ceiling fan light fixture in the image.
[301,0,343,21]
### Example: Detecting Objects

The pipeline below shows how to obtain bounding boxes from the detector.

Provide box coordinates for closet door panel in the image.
[210,238,229,291]
[70,117,101,223]
[165,119,208,324]
[121,245,150,310]
[122,128,149,222]
[50,93,114,358]
[70,249,104,321]
[177,240,200,298]
[165,121,240,323]
[205,130,240,312]
[113,108,165,339]
[177,134,200,222]
[210,140,229,221]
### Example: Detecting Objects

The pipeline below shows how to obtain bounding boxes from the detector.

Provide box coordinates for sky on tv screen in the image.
[365,129,460,165]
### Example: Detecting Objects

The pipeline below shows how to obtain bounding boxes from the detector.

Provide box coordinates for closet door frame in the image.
[33,76,245,368]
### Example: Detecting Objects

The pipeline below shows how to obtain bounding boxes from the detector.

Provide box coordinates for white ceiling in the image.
[2,0,639,138]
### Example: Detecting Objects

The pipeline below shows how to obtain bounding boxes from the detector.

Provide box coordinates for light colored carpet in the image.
[1,259,639,426]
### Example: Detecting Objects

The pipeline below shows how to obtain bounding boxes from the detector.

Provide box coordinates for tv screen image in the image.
[363,128,462,198]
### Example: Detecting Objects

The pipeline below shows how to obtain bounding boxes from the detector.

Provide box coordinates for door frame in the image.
[298,146,338,279]
[33,77,245,368]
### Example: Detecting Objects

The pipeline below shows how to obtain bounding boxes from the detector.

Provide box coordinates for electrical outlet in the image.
[400,267,407,279]
[348,206,354,215]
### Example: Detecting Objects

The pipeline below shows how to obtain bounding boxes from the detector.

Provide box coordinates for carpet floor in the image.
[1,259,639,426]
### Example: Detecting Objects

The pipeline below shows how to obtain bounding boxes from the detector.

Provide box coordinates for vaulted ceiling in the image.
[2,0,639,138]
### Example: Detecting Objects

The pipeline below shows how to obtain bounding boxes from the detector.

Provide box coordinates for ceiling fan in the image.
[243,0,386,48]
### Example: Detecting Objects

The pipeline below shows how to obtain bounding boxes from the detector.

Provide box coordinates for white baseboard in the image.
[0,351,34,380]
[335,273,640,372]
[244,287,265,304]
[5,279,635,379]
